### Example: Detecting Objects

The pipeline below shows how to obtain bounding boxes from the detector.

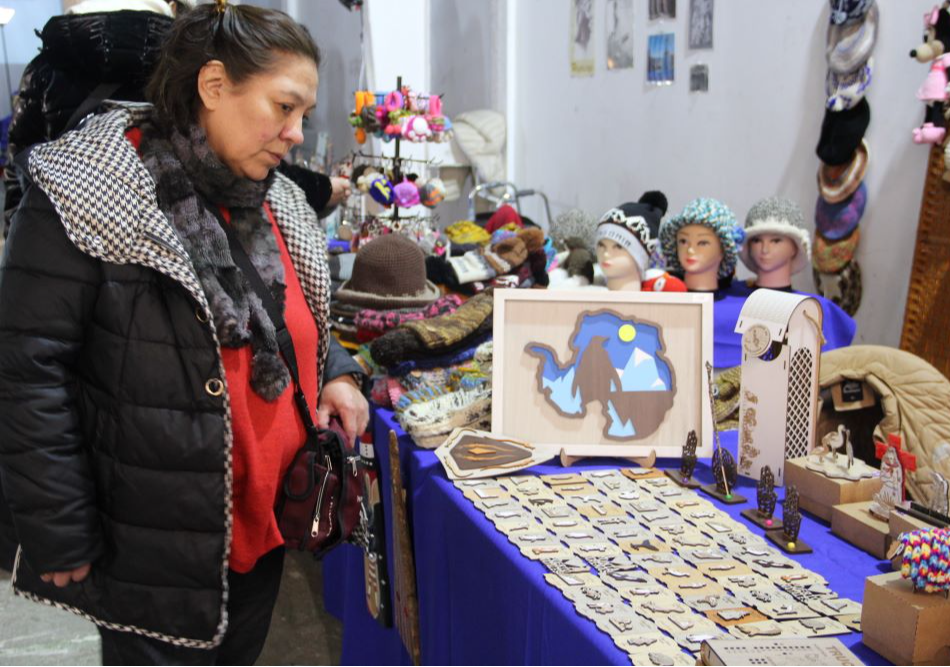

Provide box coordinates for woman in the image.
[0,2,368,663]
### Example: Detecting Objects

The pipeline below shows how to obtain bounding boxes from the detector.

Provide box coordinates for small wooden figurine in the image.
[869,433,918,521]
[665,430,701,488]
[927,471,950,517]
[741,465,783,530]
[804,424,878,481]
[701,446,747,504]
[766,484,813,553]
[700,361,746,504]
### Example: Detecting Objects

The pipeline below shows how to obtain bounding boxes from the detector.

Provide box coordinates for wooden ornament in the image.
[389,430,422,665]
[665,430,702,488]
[741,465,783,530]
[869,433,918,520]
[701,448,747,504]
[735,290,823,485]
[765,486,813,554]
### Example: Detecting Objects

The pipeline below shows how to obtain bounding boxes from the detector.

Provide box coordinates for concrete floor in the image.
[0,552,343,666]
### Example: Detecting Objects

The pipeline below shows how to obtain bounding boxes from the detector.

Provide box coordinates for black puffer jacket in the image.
[4,11,172,237]
[0,106,362,647]
[9,11,171,157]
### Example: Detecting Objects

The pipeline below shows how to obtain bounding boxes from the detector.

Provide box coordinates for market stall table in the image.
[322,407,889,665]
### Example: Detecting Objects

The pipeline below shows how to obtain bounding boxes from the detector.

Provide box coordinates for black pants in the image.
[99,547,285,666]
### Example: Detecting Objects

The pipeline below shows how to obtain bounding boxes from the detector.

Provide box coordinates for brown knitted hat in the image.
[335,234,441,309]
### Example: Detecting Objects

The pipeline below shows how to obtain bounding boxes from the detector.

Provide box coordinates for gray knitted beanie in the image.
[740,197,811,276]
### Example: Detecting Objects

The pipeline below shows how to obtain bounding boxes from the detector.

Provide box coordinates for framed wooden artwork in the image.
[492,289,714,458]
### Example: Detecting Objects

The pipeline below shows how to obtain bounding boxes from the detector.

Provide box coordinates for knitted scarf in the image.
[138,119,290,400]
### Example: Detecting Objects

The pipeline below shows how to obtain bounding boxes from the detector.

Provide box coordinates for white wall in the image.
[1,0,62,118]
[430,0,504,223]
[295,1,363,164]
[510,0,934,347]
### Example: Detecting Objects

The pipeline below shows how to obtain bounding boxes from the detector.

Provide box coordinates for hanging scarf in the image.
[138,119,290,400]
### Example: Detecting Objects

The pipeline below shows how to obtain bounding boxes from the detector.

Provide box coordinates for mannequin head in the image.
[596,237,642,290]
[748,234,798,288]
[659,198,741,292]
[595,191,669,292]
[676,224,723,291]
[740,197,811,287]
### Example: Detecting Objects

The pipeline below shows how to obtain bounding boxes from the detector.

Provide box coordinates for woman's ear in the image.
[197,60,228,112]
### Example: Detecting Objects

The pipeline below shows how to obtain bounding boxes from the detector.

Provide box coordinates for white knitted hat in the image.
[739,197,812,276]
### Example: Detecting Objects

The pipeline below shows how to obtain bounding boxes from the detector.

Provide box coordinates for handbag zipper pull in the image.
[310,454,334,538]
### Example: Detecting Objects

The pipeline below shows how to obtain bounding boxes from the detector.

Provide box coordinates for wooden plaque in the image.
[492,290,713,458]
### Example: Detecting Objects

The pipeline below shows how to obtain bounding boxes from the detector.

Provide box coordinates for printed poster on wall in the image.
[647,33,675,85]
[689,0,714,49]
[648,0,676,20]
[571,0,595,77]
[606,0,634,70]
[690,64,709,92]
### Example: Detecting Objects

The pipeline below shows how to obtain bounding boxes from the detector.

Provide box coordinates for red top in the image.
[125,127,317,573]
[221,205,319,573]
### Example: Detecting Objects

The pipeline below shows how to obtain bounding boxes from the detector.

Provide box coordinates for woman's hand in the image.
[328,177,352,207]
[316,375,369,444]
[40,563,91,587]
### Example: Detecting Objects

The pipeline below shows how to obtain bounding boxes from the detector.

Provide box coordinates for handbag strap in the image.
[62,82,122,136]
[203,199,320,438]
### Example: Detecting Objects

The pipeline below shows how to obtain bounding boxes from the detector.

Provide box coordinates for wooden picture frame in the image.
[492,289,713,458]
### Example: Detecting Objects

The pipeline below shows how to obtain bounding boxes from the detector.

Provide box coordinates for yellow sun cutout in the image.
[618,324,637,342]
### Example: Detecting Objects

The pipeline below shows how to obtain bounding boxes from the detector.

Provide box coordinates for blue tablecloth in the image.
[323,408,888,665]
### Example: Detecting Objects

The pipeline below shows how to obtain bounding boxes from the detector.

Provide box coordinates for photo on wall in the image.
[647,32,675,84]
[690,64,709,92]
[688,0,714,49]
[648,0,676,20]
[570,0,595,76]
[606,0,634,70]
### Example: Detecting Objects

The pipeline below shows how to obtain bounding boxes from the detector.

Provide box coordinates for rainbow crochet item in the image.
[897,527,950,593]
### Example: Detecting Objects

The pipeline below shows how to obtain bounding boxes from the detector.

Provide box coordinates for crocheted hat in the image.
[816,99,870,166]
[829,0,876,26]
[739,197,811,276]
[826,2,878,74]
[819,139,869,204]
[596,191,669,278]
[814,259,862,316]
[814,225,861,274]
[826,57,873,112]
[815,181,867,240]
[659,198,743,279]
[336,234,441,309]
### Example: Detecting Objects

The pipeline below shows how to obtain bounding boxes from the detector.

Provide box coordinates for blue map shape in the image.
[525,311,676,440]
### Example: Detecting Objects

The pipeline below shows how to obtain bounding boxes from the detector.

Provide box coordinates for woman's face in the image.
[198,53,318,181]
[749,234,798,273]
[676,224,723,275]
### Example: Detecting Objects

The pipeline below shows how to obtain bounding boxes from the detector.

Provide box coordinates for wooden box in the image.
[784,456,883,522]
[862,572,950,665]
[831,500,891,559]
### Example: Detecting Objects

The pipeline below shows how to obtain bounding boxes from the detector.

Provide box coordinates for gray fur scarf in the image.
[138,119,290,400]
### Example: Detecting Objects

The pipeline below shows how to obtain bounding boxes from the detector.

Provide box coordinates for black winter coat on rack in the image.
[4,10,173,235]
